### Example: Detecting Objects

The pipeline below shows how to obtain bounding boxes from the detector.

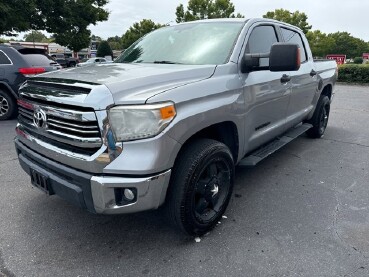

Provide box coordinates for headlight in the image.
[108,102,176,141]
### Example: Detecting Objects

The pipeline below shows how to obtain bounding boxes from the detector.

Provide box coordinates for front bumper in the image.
[15,139,171,214]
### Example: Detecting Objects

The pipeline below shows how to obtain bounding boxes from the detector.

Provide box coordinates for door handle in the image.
[280,74,291,83]
[310,70,317,77]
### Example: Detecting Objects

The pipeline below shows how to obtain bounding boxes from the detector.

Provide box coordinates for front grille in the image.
[18,98,102,153]
[47,115,100,137]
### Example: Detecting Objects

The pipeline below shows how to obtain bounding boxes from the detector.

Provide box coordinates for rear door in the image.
[240,24,291,153]
[0,50,12,82]
[0,48,28,93]
[279,27,318,128]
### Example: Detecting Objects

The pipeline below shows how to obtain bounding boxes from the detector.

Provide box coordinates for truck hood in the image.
[38,63,216,105]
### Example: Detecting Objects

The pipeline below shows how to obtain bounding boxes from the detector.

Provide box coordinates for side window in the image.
[0,51,11,65]
[246,25,278,67]
[95,59,100,62]
[280,28,307,62]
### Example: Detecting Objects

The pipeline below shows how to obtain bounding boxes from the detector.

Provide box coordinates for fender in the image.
[0,82,18,99]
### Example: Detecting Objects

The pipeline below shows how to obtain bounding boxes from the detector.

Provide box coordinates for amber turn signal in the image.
[160,105,176,120]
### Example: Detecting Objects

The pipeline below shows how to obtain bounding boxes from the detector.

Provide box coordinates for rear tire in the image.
[165,139,234,236]
[0,89,17,121]
[306,95,330,138]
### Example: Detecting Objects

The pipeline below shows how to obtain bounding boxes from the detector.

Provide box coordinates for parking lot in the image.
[0,84,368,277]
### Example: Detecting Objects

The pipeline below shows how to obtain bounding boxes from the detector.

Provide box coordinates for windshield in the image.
[115,22,244,65]
[86,58,96,63]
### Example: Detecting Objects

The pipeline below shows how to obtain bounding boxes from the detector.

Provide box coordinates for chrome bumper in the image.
[91,170,171,214]
[15,138,172,214]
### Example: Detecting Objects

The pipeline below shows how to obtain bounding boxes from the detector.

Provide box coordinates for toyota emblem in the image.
[33,109,47,129]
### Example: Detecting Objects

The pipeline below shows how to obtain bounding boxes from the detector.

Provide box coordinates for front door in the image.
[240,24,291,154]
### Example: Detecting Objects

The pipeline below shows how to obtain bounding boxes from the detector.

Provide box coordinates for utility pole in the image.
[32,30,35,48]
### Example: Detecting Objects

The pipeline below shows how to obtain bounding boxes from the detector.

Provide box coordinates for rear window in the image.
[17,48,57,66]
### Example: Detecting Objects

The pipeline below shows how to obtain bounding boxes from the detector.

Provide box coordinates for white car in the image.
[77,57,112,67]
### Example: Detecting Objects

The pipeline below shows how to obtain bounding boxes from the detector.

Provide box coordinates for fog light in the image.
[124,189,135,201]
[114,188,137,206]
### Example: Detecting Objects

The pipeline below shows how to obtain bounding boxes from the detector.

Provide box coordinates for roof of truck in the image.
[175,18,303,32]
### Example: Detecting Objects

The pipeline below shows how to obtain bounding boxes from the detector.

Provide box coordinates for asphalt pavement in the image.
[0,84,368,277]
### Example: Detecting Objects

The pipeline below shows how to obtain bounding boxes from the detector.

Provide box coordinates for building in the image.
[5,40,122,60]
[7,41,91,60]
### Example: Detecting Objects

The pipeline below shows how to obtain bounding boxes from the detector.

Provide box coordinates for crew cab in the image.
[14,18,337,236]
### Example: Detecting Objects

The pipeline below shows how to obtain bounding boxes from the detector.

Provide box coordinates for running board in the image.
[238,123,312,167]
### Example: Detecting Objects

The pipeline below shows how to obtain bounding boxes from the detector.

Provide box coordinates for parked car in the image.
[51,54,79,68]
[77,57,112,67]
[14,18,337,236]
[55,58,79,68]
[0,45,61,120]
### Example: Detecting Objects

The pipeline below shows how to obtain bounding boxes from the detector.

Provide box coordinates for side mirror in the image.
[269,43,301,72]
[241,52,269,73]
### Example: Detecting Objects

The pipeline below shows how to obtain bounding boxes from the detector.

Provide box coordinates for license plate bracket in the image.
[30,169,54,195]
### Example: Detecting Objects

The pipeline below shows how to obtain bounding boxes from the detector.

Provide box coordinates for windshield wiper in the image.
[153,60,182,64]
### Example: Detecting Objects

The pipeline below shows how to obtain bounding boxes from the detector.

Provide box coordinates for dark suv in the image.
[0,45,61,120]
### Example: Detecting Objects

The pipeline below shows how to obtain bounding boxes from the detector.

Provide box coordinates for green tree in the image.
[263,9,312,34]
[91,35,103,41]
[176,0,244,23]
[0,0,109,54]
[23,31,48,42]
[0,0,35,36]
[327,32,369,59]
[306,30,335,58]
[97,40,113,58]
[121,19,165,49]
[107,36,123,50]
[0,37,9,43]
[54,29,91,55]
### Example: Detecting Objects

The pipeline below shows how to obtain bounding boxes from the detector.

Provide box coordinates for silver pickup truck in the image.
[14,18,337,236]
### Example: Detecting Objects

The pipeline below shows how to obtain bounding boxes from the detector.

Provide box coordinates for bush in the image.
[338,64,369,83]
[353,57,363,64]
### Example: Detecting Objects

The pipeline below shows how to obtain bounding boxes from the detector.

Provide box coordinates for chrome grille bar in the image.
[17,98,102,150]
[47,118,99,129]
[47,122,100,134]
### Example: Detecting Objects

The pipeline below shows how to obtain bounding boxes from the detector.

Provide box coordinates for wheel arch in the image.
[306,83,334,121]
[173,121,240,165]
[321,84,333,100]
[0,82,18,99]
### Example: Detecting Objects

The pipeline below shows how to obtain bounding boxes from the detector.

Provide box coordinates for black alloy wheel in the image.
[166,139,235,236]
[0,95,9,117]
[193,159,231,223]
[306,95,330,138]
[0,90,17,120]
[319,103,329,135]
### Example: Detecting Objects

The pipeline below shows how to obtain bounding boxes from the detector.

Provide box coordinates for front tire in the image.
[166,139,235,236]
[306,95,330,138]
[0,90,17,121]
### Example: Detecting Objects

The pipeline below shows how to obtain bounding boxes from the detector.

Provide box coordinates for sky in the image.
[87,0,369,41]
